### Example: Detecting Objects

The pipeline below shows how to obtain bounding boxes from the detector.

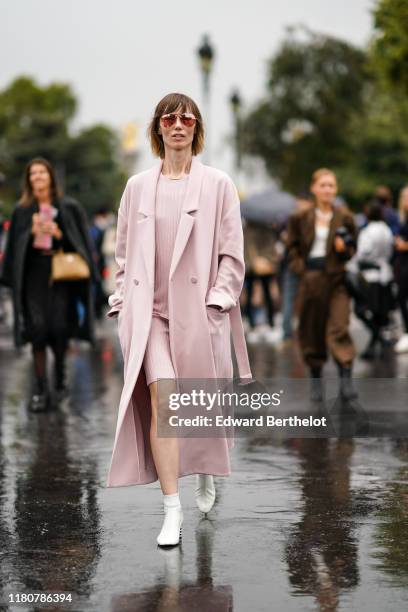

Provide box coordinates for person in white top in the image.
[348,200,395,359]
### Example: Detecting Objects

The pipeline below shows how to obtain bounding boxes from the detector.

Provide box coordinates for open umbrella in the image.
[241,188,296,224]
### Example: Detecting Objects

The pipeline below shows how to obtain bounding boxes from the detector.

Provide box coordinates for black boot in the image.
[360,336,377,360]
[378,330,393,357]
[29,377,50,412]
[337,364,358,401]
[55,385,69,403]
[54,362,68,403]
[309,366,324,402]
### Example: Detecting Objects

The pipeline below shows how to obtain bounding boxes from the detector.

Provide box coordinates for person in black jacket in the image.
[0,158,98,411]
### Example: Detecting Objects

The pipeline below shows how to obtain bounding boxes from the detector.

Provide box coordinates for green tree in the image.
[372,0,408,95]
[0,77,75,204]
[337,83,408,203]
[241,28,367,194]
[0,76,124,215]
[66,125,125,214]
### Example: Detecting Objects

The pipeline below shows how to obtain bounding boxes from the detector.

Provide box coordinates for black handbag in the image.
[344,269,370,303]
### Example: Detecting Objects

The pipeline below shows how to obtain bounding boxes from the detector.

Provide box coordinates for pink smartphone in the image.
[33,205,54,249]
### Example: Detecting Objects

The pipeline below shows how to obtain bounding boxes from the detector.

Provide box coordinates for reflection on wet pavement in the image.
[0,319,407,611]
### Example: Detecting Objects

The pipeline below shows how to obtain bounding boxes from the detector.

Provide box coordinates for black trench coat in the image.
[0,196,99,348]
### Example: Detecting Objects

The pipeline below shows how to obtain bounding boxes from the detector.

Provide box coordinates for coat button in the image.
[190,276,198,284]
[134,279,139,286]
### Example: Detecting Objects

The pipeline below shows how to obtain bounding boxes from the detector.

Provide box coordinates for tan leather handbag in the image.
[252,255,276,276]
[51,250,90,283]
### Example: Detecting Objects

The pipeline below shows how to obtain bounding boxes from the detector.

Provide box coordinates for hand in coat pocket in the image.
[206,305,227,333]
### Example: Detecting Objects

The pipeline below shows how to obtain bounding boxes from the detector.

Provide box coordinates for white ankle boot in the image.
[157,494,183,547]
[195,474,216,514]
[395,333,408,353]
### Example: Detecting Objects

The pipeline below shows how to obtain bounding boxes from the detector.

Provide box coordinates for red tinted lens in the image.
[180,114,196,127]
[160,114,177,127]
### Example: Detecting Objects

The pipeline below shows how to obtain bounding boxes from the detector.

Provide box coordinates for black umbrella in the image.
[241,188,296,224]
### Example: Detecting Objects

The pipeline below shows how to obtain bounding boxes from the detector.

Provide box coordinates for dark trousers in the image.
[354,281,394,340]
[23,253,69,388]
[282,265,300,338]
[23,253,70,349]
[245,273,274,328]
[297,270,356,369]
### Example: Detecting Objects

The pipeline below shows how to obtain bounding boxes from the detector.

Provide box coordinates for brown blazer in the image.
[286,204,357,276]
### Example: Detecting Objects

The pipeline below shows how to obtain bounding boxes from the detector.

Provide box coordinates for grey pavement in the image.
[0,314,407,612]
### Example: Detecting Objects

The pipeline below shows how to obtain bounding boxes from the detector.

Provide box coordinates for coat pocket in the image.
[117,308,129,359]
[205,306,232,377]
[117,308,123,327]
[206,305,227,330]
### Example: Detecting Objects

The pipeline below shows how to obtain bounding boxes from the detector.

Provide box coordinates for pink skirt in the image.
[142,314,176,386]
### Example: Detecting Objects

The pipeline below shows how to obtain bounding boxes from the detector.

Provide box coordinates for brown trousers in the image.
[297,270,356,369]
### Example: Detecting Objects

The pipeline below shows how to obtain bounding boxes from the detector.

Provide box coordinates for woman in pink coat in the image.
[106,93,252,547]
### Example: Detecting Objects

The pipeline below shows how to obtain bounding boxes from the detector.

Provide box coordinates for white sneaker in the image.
[246,328,262,343]
[261,326,283,344]
[394,333,408,353]
[157,506,183,546]
[195,474,216,514]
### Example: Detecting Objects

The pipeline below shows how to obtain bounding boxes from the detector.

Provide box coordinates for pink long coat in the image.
[106,157,252,487]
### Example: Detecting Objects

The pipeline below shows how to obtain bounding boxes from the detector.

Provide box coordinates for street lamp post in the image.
[229,89,242,186]
[197,34,214,163]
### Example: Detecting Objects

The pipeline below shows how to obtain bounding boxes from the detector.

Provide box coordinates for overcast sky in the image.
[2,0,375,182]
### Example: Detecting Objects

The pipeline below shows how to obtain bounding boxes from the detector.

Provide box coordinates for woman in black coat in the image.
[0,158,98,410]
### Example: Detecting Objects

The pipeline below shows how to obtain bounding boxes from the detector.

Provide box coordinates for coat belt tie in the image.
[228,303,252,379]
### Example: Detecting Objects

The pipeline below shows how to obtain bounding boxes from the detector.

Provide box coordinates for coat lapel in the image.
[136,157,205,287]
[169,157,204,279]
[138,162,162,217]
[137,162,162,287]
[304,204,339,255]
[304,206,316,251]
[57,200,88,262]
[326,205,340,255]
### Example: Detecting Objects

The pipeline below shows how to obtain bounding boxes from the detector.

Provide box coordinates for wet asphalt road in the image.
[0,314,407,612]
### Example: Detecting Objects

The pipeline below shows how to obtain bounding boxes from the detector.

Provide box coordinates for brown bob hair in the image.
[19,157,63,207]
[147,93,205,159]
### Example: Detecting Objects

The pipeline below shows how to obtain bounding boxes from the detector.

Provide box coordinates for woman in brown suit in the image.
[287,168,358,402]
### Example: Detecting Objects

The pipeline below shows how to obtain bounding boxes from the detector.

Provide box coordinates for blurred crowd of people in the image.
[241,170,408,403]
[1,158,408,410]
[242,181,408,359]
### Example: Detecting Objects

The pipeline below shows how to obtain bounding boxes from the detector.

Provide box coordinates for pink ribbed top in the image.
[153,173,189,319]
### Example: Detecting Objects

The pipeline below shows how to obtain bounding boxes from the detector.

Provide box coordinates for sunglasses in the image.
[160,112,197,128]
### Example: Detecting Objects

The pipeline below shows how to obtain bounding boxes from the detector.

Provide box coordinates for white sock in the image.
[163,492,181,509]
